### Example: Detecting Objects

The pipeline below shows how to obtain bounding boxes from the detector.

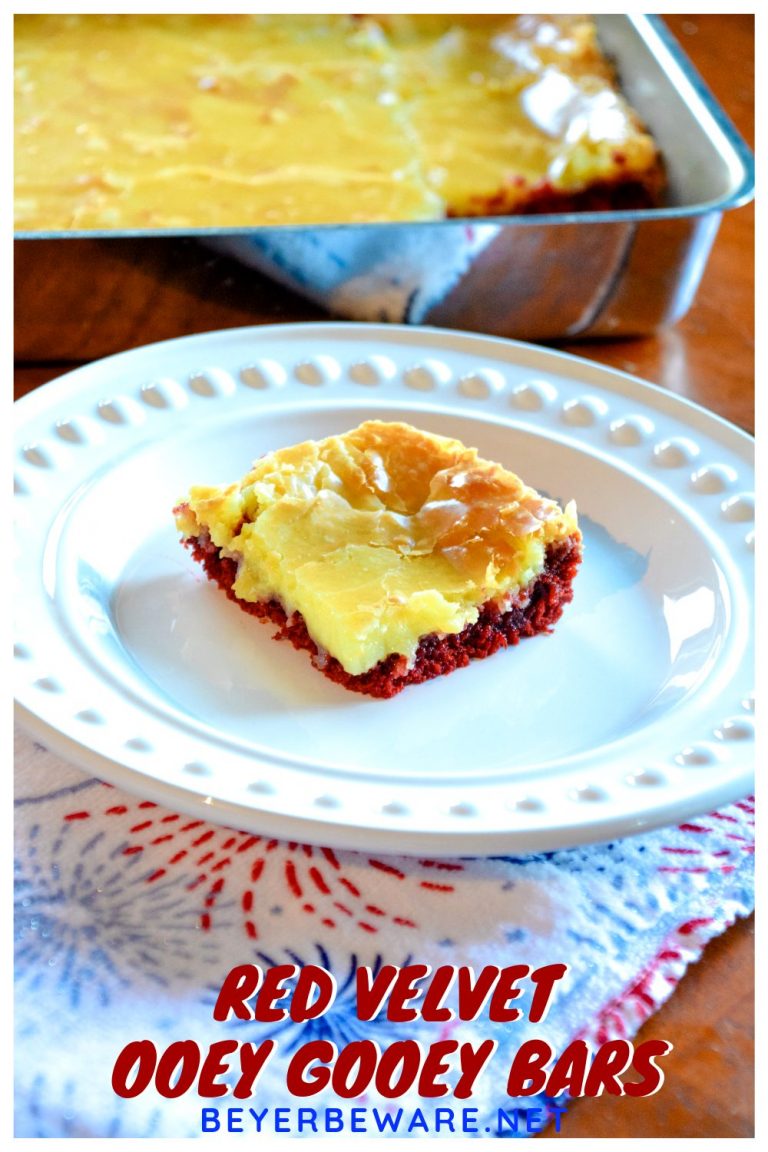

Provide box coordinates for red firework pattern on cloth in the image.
[61,786,463,937]
[579,914,734,1048]
[60,790,754,955]
[577,796,754,1048]
[658,799,755,874]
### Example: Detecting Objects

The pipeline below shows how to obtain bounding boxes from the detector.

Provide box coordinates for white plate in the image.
[14,323,754,854]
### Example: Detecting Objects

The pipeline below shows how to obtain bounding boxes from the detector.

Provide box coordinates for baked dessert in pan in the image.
[15,14,663,231]
[174,421,582,698]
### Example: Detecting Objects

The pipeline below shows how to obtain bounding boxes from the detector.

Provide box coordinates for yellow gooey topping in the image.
[176,421,579,676]
[382,14,661,214]
[14,14,441,230]
[15,14,660,231]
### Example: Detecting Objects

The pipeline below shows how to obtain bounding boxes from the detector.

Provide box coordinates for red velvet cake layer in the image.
[186,534,582,699]
[454,175,663,218]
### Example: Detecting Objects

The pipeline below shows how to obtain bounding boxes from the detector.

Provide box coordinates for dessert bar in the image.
[174,421,582,697]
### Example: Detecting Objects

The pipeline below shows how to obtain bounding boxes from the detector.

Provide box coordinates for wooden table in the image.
[14,15,754,1139]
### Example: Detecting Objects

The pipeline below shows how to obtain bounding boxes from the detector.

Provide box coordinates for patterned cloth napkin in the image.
[15,727,754,1139]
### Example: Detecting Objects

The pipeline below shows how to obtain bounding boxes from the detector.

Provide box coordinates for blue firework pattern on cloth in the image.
[15,810,219,1019]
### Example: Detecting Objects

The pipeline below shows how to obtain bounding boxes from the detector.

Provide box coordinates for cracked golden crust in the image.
[175,421,580,675]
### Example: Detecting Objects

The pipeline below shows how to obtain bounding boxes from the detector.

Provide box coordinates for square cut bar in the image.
[174,421,582,698]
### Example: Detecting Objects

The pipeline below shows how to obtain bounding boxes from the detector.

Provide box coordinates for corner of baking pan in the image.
[630,14,754,212]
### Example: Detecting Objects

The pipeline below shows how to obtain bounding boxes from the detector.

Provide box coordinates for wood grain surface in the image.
[14,14,754,1139]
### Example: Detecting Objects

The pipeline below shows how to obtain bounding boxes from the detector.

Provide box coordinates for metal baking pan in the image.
[15,15,753,341]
